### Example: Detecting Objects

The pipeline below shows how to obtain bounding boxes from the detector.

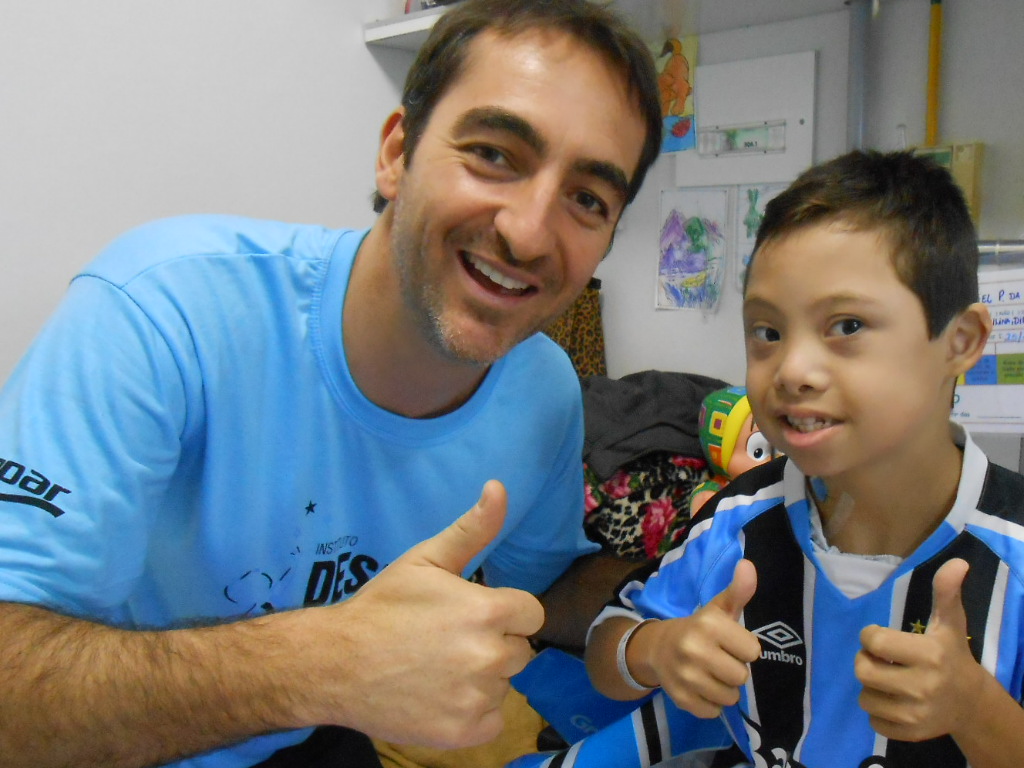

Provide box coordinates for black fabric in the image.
[251,726,383,768]
[741,503,809,763]
[581,370,729,481]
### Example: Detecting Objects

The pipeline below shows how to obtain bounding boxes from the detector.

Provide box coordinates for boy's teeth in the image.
[467,254,529,291]
[787,416,834,433]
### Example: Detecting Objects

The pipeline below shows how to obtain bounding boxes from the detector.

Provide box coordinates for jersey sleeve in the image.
[591,513,745,632]
[0,275,190,618]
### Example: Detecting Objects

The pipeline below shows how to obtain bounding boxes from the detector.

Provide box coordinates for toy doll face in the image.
[727,412,774,477]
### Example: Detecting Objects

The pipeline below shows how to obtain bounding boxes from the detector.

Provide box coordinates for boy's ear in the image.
[375,108,407,204]
[945,302,993,377]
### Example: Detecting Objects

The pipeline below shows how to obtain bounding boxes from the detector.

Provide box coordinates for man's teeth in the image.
[787,416,834,433]
[467,254,529,291]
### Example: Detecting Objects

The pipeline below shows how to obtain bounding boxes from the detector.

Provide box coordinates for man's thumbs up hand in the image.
[306,481,544,749]
[856,558,987,743]
[410,479,507,573]
[397,478,544,639]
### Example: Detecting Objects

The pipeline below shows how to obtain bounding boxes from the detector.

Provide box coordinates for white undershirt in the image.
[807,495,903,599]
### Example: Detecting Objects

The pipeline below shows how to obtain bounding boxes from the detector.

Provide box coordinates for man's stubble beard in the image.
[389,193,569,368]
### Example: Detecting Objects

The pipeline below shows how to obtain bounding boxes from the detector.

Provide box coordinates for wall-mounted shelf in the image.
[363,7,446,51]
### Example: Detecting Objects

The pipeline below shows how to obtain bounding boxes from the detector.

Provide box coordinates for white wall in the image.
[3,0,1021,400]
[0,0,414,383]
[864,0,1024,240]
[859,0,1024,469]
[597,10,852,387]
[596,0,1024,388]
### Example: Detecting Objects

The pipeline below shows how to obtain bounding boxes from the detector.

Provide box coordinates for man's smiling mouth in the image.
[462,252,532,296]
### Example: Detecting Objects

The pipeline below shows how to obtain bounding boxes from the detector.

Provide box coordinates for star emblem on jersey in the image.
[752,621,804,650]
[305,501,317,515]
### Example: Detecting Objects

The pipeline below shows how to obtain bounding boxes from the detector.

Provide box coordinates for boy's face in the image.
[742,222,963,484]
[376,28,646,365]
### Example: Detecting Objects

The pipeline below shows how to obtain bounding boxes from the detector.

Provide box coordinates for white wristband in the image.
[615,618,660,691]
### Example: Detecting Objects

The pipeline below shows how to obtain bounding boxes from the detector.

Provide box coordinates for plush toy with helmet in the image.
[689,385,775,516]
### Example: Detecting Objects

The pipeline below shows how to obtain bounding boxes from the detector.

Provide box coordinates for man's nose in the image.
[493,177,559,263]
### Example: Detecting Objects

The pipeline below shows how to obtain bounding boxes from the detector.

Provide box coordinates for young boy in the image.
[514,151,1024,768]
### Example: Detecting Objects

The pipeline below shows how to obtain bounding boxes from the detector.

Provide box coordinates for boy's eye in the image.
[829,318,864,337]
[750,326,780,343]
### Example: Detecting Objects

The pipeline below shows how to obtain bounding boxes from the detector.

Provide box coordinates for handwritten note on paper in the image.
[954,267,1024,432]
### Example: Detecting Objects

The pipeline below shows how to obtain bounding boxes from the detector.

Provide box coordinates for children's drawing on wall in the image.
[655,36,698,153]
[734,182,788,290]
[658,186,729,311]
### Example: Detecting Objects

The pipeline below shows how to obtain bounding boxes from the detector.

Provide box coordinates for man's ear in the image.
[946,302,993,377]
[375,108,407,204]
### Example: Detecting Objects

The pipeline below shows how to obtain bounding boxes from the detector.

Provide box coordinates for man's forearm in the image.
[0,601,309,768]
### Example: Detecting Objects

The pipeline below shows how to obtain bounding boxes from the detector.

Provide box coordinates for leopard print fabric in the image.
[544,278,606,378]
[584,452,709,562]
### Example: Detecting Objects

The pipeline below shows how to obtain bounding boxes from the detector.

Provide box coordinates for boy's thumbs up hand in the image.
[708,557,758,621]
[856,558,986,743]
[305,480,544,749]
[926,557,970,638]
[647,559,761,719]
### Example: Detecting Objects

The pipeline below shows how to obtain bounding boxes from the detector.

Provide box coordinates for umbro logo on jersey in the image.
[0,457,72,518]
[753,621,805,666]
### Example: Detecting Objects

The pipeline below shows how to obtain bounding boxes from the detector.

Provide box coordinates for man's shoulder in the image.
[79,215,344,287]
[506,332,581,391]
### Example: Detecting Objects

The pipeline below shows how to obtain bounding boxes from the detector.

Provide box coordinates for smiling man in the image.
[0,1,661,767]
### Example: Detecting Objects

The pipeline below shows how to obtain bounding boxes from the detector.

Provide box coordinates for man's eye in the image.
[830,318,863,336]
[574,190,609,219]
[469,145,509,167]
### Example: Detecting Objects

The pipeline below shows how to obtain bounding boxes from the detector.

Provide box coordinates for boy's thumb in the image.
[405,480,508,576]
[927,558,970,635]
[710,558,758,621]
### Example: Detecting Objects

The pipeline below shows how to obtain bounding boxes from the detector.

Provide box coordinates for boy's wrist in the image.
[948,661,1000,741]
[616,618,660,691]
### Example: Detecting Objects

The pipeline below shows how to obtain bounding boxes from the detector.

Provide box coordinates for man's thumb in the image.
[927,558,969,634]
[407,480,508,576]
[710,558,757,620]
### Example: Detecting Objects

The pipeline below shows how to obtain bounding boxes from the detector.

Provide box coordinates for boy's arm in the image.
[951,673,1024,768]
[535,552,638,652]
[856,559,1024,768]
[585,559,761,718]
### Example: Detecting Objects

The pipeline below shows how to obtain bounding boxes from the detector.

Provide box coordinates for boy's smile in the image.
[742,221,964,489]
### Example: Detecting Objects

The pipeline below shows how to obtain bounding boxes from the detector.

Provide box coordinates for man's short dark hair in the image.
[748,150,979,338]
[372,0,662,214]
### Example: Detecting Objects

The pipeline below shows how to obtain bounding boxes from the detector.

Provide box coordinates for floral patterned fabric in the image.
[583,452,708,562]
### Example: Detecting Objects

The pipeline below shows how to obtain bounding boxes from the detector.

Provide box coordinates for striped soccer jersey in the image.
[514,429,1024,768]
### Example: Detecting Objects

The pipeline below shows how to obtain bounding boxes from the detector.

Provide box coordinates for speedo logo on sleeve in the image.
[753,621,805,666]
[0,457,72,517]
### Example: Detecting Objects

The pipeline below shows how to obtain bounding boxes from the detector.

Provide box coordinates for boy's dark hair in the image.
[372,0,662,214]
[749,150,979,338]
